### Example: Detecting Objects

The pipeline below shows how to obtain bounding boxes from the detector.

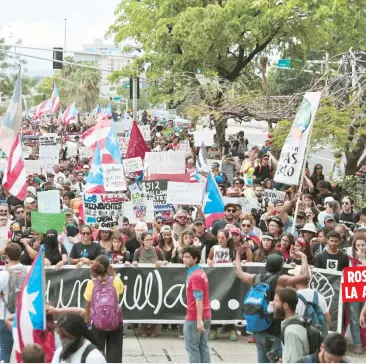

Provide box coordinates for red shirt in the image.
[186,268,211,321]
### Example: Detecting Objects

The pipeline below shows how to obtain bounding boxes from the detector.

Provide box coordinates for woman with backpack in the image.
[132,232,167,337]
[84,255,124,362]
[52,313,106,363]
[109,233,131,264]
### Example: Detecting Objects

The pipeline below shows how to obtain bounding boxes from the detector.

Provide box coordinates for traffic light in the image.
[53,47,63,69]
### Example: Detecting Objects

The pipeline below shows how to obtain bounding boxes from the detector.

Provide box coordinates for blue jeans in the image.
[349,301,365,346]
[184,319,211,363]
[254,331,282,363]
[0,319,13,363]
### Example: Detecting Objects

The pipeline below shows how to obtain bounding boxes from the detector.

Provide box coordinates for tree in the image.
[107,0,366,143]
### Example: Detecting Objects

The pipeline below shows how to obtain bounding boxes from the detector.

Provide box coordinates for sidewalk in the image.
[123,328,366,363]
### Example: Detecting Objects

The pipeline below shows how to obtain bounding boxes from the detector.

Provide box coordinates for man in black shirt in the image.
[192,217,217,261]
[314,230,349,271]
[335,196,359,225]
[253,154,273,182]
[211,203,240,237]
[297,332,348,363]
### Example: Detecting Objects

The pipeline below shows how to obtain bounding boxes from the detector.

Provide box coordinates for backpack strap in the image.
[281,317,305,344]
[81,343,98,363]
[125,250,130,263]
[155,247,162,260]
[313,291,318,306]
[134,247,142,262]
[297,293,309,306]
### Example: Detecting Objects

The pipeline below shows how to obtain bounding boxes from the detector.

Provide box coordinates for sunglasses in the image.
[226,209,236,213]
[15,211,24,214]
[242,224,251,228]
[316,167,323,170]
[81,232,91,235]
[177,216,187,219]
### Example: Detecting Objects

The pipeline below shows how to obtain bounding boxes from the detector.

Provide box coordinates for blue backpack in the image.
[298,291,328,335]
[243,273,278,332]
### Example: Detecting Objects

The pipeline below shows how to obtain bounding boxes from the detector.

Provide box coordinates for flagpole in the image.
[291,108,317,235]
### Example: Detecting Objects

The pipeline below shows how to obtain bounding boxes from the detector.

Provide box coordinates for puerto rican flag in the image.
[203,172,225,228]
[98,103,112,120]
[84,142,106,194]
[95,103,102,118]
[51,82,61,114]
[13,246,55,363]
[81,119,112,151]
[61,101,77,124]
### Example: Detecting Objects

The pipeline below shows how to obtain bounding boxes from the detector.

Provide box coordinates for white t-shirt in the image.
[296,288,328,317]
[51,339,106,363]
[212,245,231,263]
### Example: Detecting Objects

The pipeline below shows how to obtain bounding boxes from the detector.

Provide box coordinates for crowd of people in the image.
[0,112,366,363]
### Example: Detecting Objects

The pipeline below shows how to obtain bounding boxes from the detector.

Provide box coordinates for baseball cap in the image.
[273,199,284,207]
[230,227,241,235]
[324,214,335,222]
[297,210,306,219]
[193,217,205,225]
[266,254,284,273]
[47,172,55,177]
[83,165,90,169]
[267,215,283,227]
[300,223,318,234]
[25,197,36,204]
[26,186,37,196]
[296,237,306,248]
[211,143,218,148]
[160,225,171,233]
[324,197,335,204]
[211,162,220,169]
[62,208,73,215]
[33,177,41,184]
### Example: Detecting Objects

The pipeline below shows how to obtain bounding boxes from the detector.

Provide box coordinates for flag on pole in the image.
[57,108,63,121]
[2,134,27,200]
[84,142,106,194]
[0,69,22,155]
[273,92,322,185]
[95,103,102,118]
[51,82,61,114]
[123,111,131,120]
[13,246,55,363]
[81,119,112,151]
[197,142,209,173]
[99,103,112,120]
[125,120,150,160]
[61,101,77,124]
[100,127,122,164]
[203,172,225,228]
[35,99,53,118]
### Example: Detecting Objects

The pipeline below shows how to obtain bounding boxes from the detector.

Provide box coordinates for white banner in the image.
[37,190,61,213]
[193,130,215,147]
[123,157,143,174]
[223,197,258,213]
[138,125,151,141]
[79,146,93,159]
[145,151,186,174]
[39,133,61,173]
[274,92,322,185]
[66,141,78,158]
[263,189,286,206]
[101,164,126,192]
[166,182,204,205]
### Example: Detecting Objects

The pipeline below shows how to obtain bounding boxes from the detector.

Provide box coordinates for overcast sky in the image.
[0,0,121,76]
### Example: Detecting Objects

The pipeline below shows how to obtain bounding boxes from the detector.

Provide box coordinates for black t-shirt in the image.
[197,232,217,260]
[336,210,359,224]
[126,237,141,259]
[314,249,349,271]
[254,164,272,181]
[70,242,102,261]
[45,245,67,265]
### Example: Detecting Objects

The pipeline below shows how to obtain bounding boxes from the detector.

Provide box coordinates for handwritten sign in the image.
[31,211,65,233]
[223,197,259,213]
[138,125,151,141]
[179,140,190,155]
[166,182,204,205]
[39,133,60,173]
[263,189,286,205]
[145,151,185,174]
[118,136,129,156]
[24,160,41,175]
[128,182,155,223]
[83,193,128,228]
[66,141,78,158]
[101,164,126,192]
[79,146,93,159]
[37,190,60,213]
[141,180,173,213]
[123,157,143,174]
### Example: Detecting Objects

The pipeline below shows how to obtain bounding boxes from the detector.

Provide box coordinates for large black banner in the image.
[45,264,342,331]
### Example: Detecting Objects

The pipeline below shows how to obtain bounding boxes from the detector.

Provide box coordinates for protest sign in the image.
[223,197,258,213]
[31,211,65,233]
[0,227,8,248]
[263,189,286,205]
[45,265,342,332]
[66,141,78,158]
[39,133,61,173]
[118,136,129,156]
[83,193,128,228]
[112,122,125,134]
[149,173,191,182]
[342,266,366,302]
[101,164,126,191]
[79,146,93,159]
[179,140,190,155]
[145,151,185,174]
[222,161,235,184]
[37,190,61,213]
[0,159,5,170]
[22,146,32,159]
[141,180,173,213]
[274,92,322,185]
[193,130,215,147]
[24,160,41,174]
[128,182,155,223]
[123,157,143,174]
[138,125,151,141]
[166,182,204,205]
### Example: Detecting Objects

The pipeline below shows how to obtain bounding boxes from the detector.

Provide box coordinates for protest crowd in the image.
[1,85,366,364]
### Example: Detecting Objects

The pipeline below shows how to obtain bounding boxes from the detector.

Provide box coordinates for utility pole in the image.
[64,19,67,51]
[133,77,138,120]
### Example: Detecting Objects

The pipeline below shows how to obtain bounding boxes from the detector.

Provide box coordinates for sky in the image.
[0,0,121,77]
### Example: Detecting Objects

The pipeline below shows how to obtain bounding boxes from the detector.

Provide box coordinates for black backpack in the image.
[81,343,104,363]
[281,317,325,355]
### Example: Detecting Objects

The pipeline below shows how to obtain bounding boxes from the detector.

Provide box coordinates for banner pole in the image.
[291,99,319,234]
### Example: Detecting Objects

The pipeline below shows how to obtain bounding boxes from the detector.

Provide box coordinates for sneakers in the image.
[354,346,363,354]
[209,329,217,340]
[229,330,238,341]
[247,336,256,343]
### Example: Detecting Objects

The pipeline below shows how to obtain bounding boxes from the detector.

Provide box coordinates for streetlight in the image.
[64,19,67,51]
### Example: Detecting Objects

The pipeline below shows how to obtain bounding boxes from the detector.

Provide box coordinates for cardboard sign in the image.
[166,182,204,205]
[83,193,128,228]
[223,197,259,213]
[140,180,173,213]
[128,182,155,223]
[79,146,93,159]
[39,133,61,173]
[138,125,151,141]
[263,189,286,205]
[193,129,215,146]
[37,190,61,213]
[118,136,129,155]
[123,157,143,174]
[24,160,42,175]
[145,151,186,174]
[101,164,126,191]
[31,211,65,233]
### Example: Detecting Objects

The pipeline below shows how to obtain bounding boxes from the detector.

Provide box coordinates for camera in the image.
[266,350,280,363]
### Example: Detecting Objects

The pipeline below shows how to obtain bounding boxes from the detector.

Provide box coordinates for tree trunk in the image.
[214,119,227,149]
[345,135,366,175]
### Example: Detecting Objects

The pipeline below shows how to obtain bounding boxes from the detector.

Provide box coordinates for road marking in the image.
[163,348,172,362]
[211,348,224,361]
